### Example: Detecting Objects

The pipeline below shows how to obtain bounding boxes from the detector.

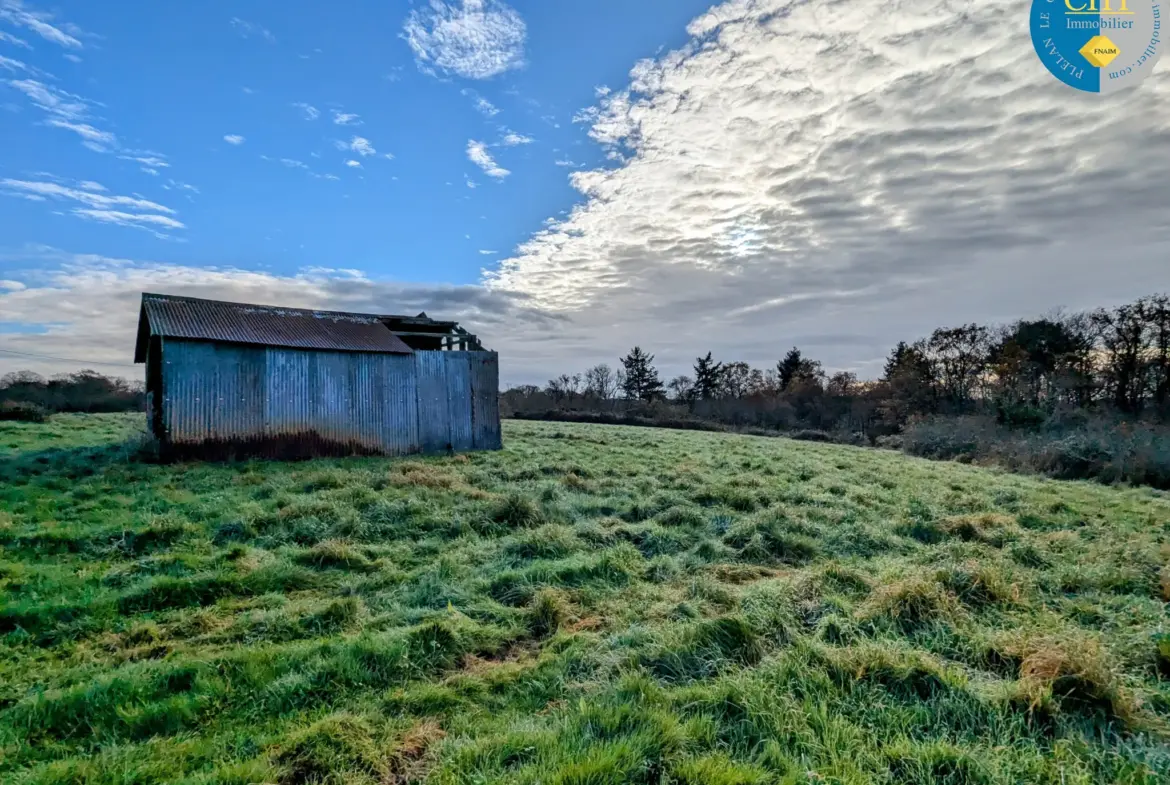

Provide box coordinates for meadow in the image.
[1,413,1169,784]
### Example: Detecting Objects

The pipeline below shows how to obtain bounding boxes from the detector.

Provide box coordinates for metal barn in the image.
[133,293,501,460]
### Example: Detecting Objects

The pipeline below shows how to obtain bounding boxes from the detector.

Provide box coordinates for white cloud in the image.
[553,159,579,167]
[280,158,308,169]
[403,0,526,80]
[332,110,360,125]
[0,0,82,49]
[471,0,1170,380]
[466,139,509,179]
[348,136,375,156]
[0,54,29,72]
[478,249,497,255]
[345,159,362,168]
[382,152,395,161]
[1,178,175,214]
[0,279,26,291]
[73,209,185,230]
[62,53,80,63]
[4,78,144,158]
[117,152,169,171]
[1,177,183,237]
[0,30,31,48]
[6,78,88,120]
[594,85,610,98]
[162,179,198,194]
[292,102,319,120]
[500,131,532,146]
[320,173,341,181]
[223,134,245,145]
[462,88,499,117]
[230,16,275,43]
[46,119,116,147]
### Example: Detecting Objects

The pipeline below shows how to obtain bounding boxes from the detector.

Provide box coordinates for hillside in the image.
[1,414,1169,784]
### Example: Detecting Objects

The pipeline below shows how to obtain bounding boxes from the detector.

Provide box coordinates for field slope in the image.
[2,414,1170,784]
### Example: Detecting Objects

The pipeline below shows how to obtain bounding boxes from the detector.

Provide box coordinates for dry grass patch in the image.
[855,575,962,632]
[997,632,1141,727]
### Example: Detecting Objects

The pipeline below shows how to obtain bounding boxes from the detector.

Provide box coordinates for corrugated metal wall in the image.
[469,351,502,450]
[159,339,498,459]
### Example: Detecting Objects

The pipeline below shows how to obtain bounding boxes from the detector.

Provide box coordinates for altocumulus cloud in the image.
[481,0,1170,377]
[403,0,526,79]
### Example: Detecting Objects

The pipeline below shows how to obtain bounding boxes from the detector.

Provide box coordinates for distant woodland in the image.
[502,294,1170,487]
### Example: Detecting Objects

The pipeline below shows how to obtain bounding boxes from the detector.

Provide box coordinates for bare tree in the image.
[667,375,694,402]
[583,364,617,400]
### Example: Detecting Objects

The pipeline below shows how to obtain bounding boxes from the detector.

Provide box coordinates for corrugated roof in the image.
[134,293,414,361]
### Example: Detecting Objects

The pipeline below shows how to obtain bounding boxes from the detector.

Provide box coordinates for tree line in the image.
[0,370,144,420]
[502,293,1170,438]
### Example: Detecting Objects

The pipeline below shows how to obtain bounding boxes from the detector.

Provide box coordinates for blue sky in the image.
[1,0,1168,385]
[1,0,710,282]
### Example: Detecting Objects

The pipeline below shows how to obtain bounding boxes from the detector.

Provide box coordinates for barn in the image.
[133,293,501,460]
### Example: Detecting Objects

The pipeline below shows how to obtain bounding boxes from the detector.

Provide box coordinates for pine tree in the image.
[777,347,822,391]
[692,352,724,400]
[777,347,804,391]
[620,347,665,401]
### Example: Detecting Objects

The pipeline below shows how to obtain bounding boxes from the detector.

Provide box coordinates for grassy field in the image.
[1,413,1169,784]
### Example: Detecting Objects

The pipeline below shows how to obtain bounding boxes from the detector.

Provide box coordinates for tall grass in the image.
[1,416,1168,783]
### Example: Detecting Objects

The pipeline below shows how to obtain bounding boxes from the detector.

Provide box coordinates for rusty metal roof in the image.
[134,293,414,362]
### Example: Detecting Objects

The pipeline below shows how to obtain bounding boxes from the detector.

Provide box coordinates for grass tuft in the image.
[273,713,389,785]
[855,575,960,632]
[488,492,545,529]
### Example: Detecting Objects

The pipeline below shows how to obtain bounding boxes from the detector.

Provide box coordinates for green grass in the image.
[1,414,1169,784]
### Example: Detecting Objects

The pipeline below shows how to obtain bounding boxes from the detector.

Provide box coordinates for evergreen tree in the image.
[620,346,665,401]
[777,347,823,391]
[692,352,724,400]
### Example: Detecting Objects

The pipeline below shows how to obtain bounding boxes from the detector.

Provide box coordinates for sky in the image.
[1,0,1168,388]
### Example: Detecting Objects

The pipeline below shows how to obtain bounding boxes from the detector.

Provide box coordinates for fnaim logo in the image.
[1030,0,1163,92]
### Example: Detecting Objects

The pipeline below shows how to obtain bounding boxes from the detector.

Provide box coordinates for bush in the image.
[788,429,834,442]
[902,415,1170,489]
[0,401,48,422]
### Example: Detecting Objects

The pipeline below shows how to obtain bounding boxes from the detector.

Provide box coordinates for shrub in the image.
[0,401,48,423]
[788,429,834,443]
[902,415,1170,490]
